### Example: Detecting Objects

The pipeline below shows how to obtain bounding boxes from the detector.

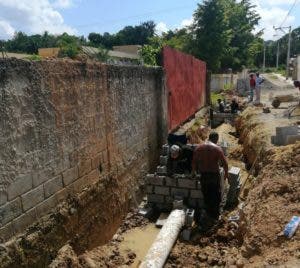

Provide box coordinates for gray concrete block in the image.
[146,174,165,185]
[34,168,54,187]
[21,185,44,212]
[187,198,205,208]
[157,165,167,175]
[154,186,170,196]
[165,196,174,204]
[147,194,164,203]
[178,179,196,189]
[62,166,78,186]
[276,126,298,137]
[162,144,169,156]
[229,167,240,179]
[44,175,63,198]
[160,155,168,166]
[0,191,7,206]
[146,185,154,194]
[285,135,300,145]
[0,198,22,226]
[0,222,14,242]
[190,190,203,199]
[171,188,189,198]
[12,207,37,234]
[35,195,57,218]
[165,177,177,187]
[7,174,33,201]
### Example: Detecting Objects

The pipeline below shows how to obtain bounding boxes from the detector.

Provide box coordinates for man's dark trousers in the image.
[200,172,221,220]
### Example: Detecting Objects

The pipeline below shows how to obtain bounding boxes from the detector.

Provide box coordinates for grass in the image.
[211,92,223,105]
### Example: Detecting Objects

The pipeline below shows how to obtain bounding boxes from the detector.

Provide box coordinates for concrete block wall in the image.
[0,59,167,241]
[271,126,300,146]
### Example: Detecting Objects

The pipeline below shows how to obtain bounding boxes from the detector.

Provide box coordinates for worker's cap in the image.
[170,145,180,157]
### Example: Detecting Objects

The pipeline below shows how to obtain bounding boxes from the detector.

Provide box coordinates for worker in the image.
[294,80,300,90]
[249,73,256,102]
[230,98,239,114]
[192,132,228,221]
[217,98,225,113]
[167,144,194,175]
[255,72,264,104]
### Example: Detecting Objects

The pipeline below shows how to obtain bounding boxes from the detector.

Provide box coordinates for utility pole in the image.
[276,40,280,69]
[274,25,292,79]
[263,42,266,72]
[286,26,292,80]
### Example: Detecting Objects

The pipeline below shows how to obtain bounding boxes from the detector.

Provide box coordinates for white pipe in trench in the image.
[139,209,186,268]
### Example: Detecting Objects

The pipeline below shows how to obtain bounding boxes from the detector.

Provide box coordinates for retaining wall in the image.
[0,59,167,241]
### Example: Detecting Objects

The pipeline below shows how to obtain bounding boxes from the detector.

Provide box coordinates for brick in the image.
[0,191,7,206]
[157,166,167,175]
[62,166,79,186]
[7,174,32,201]
[190,190,203,199]
[0,198,22,226]
[12,207,37,234]
[162,144,169,156]
[229,167,241,179]
[154,186,170,196]
[44,175,63,198]
[34,168,54,187]
[55,188,68,203]
[165,196,174,204]
[21,185,44,212]
[71,169,100,193]
[178,178,196,189]
[165,177,177,187]
[0,222,14,242]
[159,155,168,166]
[78,159,92,177]
[35,195,57,218]
[146,174,165,185]
[171,188,189,198]
[147,194,164,203]
[146,185,153,194]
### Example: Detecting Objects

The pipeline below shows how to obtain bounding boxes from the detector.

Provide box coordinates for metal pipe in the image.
[140,209,186,268]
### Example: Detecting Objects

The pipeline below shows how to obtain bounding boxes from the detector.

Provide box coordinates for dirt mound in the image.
[241,142,300,263]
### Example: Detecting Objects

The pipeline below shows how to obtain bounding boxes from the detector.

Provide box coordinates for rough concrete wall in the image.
[0,59,167,241]
[210,74,238,92]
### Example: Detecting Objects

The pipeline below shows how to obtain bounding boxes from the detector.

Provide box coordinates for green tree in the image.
[190,0,232,72]
[57,33,80,59]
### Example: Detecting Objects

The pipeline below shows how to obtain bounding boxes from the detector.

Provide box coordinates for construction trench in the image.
[0,58,299,268]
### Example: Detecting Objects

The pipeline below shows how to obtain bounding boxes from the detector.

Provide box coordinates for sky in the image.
[0,0,299,41]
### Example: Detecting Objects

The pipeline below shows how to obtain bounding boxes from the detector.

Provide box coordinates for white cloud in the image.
[52,0,74,9]
[264,0,295,6]
[0,0,77,39]
[0,20,14,39]
[253,0,296,40]
[180,17,193,28]
[155,22,168,35]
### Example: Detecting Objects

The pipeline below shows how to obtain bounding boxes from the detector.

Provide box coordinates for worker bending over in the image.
[192,132,228,221]
[167,144,194,175]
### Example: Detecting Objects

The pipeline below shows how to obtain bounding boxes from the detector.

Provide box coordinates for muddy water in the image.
[119,224,160,267]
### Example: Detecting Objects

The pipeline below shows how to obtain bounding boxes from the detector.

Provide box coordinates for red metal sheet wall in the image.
[163,46,206,131]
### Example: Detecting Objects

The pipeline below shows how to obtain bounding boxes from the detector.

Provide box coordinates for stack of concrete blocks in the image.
[146,144,204,211]
[226,167,241,207]
[271,126,300,146]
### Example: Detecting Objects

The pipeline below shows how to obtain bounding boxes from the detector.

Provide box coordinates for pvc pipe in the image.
[140,209,185,268]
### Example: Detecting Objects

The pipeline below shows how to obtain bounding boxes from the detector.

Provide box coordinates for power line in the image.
[279,0,299,28]
[74,5,195,29]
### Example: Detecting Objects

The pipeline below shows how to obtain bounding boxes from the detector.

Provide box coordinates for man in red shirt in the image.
[192,132,228,221]
[249,74,256,102]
